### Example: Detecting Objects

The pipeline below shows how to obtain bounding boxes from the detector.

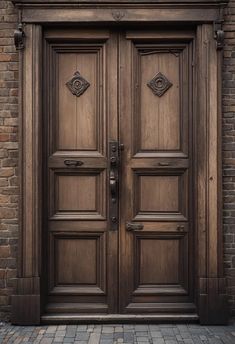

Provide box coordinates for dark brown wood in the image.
[119,31,194,314]
[42,29,118,314]
[12,0,228,325]
[195,24,228,325]
[11,24,42,325]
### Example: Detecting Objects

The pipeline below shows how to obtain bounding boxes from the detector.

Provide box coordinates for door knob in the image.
[126,222,144,231]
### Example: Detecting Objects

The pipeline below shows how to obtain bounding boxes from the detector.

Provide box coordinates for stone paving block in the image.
[88,332,101,344]
[102,327,114,334]
[114,332,124,340]
[46,326,57,333]
[190,338,204,344]
[135,326,149,331]
[199,335,207,341]
[65,333,76,338]
[177,326,189,332]
[123,325,135,330]
[63,337,76,343]
[40,339,54,344]
[165,340,178,344]
[150,331,162,338]
[75,332,90,340]
[44,333,55,338]
[100,339,114,344]
[149,326,161,330]
[161,329,175,336]
[182,339,194,344]
[53,337,64,343]
[115,327,123,332]
[180,332,192,339]
[55,330,66,337]
[136,336,150,342]
[152,339,165,344]
[123,332,134,342]
[100,334,114,340]
[135,331,148,336]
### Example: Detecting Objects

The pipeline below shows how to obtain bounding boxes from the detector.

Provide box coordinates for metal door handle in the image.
[64,159,84,167]
[109,141,120,230]
[126,222,144,231]
[110,171,117,203]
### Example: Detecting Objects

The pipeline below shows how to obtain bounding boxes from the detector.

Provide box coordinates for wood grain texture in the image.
[21,8,220,24]
[139,52,180,151]
[43,30,112,313]
[58,53,97,151]
[119,30,193,314]
[139,238,179,284]
[13,20,227,324]
[196,24,228,324]
[57,175,96,211]
[11,24,42,325]
[56,238,97,284]
[139,175,179,212]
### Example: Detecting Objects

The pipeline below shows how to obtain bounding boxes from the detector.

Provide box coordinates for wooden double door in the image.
[43,28,195,317]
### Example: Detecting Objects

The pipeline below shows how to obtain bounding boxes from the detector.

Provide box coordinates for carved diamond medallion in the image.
[147,72,172,97]
[66,71,90,97]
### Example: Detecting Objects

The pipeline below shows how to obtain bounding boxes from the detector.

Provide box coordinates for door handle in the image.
[126,222,144,231]
[109,141,120,230]
[110,171,117,203]
[158,162,170,166]
[64,159,84,167]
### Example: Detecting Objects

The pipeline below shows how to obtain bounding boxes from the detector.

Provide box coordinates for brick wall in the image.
[0,0,235,321]
[0,0,18,321]
[223,0,235,317]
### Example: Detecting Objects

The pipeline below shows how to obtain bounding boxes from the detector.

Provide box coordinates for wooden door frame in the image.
[11,0,228,325]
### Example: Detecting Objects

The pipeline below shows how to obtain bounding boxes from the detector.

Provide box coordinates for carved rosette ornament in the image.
[66,71,90,97]
[147,72,173,97]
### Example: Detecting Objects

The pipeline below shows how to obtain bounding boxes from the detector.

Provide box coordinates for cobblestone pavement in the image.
[1,322,235,344]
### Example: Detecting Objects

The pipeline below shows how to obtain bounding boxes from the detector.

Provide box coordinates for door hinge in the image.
[14,23,25,51]
[214,20,224,50]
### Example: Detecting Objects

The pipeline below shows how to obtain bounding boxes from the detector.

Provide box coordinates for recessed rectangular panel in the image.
[140,175,179,212]
[133,170,188,221]
[58,175,96,211]
[52,171,106,219]
[139,238,179,284]
[57,49,103,152]
[56,238,97,285]
[139,51,180,151]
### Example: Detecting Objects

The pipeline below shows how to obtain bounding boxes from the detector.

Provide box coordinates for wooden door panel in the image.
[130,42,190,158]
[139,52,180,151]
[49,232,106,296]
[56,47,105,154]
[120,31,194,313]
[133,233,188,295]
[44,29,118,314]
[133,169,188,221]
[50,170,106,220]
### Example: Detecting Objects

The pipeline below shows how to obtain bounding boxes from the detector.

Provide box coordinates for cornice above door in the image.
[12,0,228,8]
